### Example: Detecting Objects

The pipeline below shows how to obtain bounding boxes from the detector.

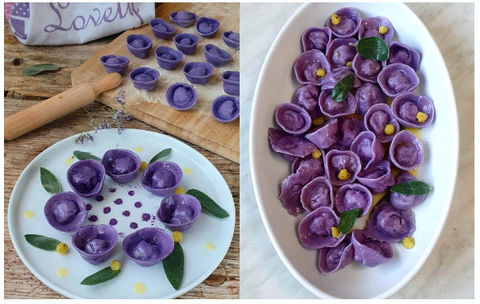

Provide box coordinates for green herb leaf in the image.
[331,74,355,102]
[186,189,229,219]
[22,63,59,76]
[73,150,101,161]
[40,167,62,194]
[357,37,389,61]
[163,242,184,290]
[24,234,61,251]
[390,180,431,196]
[338,208,360,234]
[80,267,121,286]
[149,148,172,164]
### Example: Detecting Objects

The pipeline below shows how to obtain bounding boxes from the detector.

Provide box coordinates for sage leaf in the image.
[186,189,229,219]
[357,37,389,61]
[80,267,121,285]
[40,167,62,194]
[73,150,101,161]
[331,74,355,102]
[22,63,59,76]
[338,208,360,234]
[390,180,431,196]
[24,234,61,251]
[163,242,184,290]
[149,148,172,164]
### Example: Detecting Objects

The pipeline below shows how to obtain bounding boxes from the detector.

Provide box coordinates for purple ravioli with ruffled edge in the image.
[326,7,362,38]
[377,63,419,98]
[389,130,424,170]
[102,149,141,184]
[391,92,435,128]
[334,183,373,217]
[298,206,345,249]
[318,234,354,274]
[166,82,197,111]
[356,160,395,194]
[350,130,385,170]
[72,224,118,265]
[301,176,333,212]
[212,95,240,122]
[268,128,317,157]
[275,103,312,135]
[364,103,400,143]
[325,149,362,186]
[157,194,201,231]
[302,27,332,53]
[390,171,429,210]
[67,159,105,198]
[351,230,393,267]
[44,191,88,232]
[141,161,183,196]
[294,49,331,86]
[122,227,174,267]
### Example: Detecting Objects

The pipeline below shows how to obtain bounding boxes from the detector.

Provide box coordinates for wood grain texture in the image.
[4,4,239,298]
[71,3,239,163]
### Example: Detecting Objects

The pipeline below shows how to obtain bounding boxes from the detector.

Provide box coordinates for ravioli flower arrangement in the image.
[268,7,435,274]
[25,147,229,289]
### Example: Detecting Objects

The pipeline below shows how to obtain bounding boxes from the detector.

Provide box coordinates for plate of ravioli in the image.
[250,2,458,299]
[8,129,235,299]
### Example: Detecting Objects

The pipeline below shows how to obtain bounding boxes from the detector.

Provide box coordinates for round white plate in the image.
[8,129,235,299]
[250,2,458,299]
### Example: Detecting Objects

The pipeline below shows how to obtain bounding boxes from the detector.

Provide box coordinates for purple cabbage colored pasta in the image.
[358,16,395,42]
[301,176,334,211]
[326,8,362,38]
[364,103,400,143]
[391,92,435,128]
[325,38,358,69]
[325,149,362,186]
[319,90,357,119]
[302,27,332,53]
[268,128,318,157]
[334,183,373,217]
[356,160,395,194]
[389,130,424,170]
[386,41,421,71]
[390,171,428,210]
[351,230,393,267]
[349,131,385,170]
[298,206,345,249]
[275,103,312,135]
[354,82,386,116]
[305,118,338,149]
[294,49,331,85]
[377,63,419,97]
[318,235,354,274]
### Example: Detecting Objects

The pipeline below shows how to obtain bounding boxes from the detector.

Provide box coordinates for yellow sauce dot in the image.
[404,127,421,139]
[133,282,147,294]
[384,124,395,135]
[182,168,193,175]
[205,242,216,251]
[337,169,350,181]
[345,61,353,67]
[64,156,75,166]
[378,25,389,34]
[23,210,36,219]
[56,267,69,278]
[416,111,428,123]
[134,146,143,152]
[331,13,340,25]
[174,187,186,194]
[312,117,325,126]
[316,68,326,77]
[172,231,183,243]
[402,237,415,249]
[331,227,340,238]
[139,161,148,171]
[311,149,322,159]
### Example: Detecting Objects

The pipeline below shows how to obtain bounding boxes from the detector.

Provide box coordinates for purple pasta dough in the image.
[351,230,393,267]
[122,227,174,267]
[302,27,332,53]
[326,7,362,38]
[102,149,141,184]
[169,10,197,27]
[325,149,362,186]
[72,224,118,265]
[211,95,240,122]
[350,131,385,170]
[301,176,334,211]
[354,82,386,116]
[275,103,312,135]
[291,84,321,115]
[149,18,176,40]
[391,92,435,128]
[356,160,395,194]
[364,201,416,242]
[141,161,183,196]
[337,117,366,150]
[129,67,160,91]
[319,90,357,119]
[364,103,400,143]
[390,172,428,210]
[294,49,331,86]
[334,183,373,217]
[204,44,232,67]
[305,118,338,149]
[358,16,395,42]
[377,63,419,97]
[174,33,200,55]
[352,53,382,83]
[321,67,361,90]
[279,171,312,216]
[157,194,201,231]
[67,159,106,198]
[166,82,197,111]
[325,38,358,69]
[223,31,240,49]
[318,234,354,274]
[126,34,152,59]
[291,155,325,177]
[154,46,183,70]
[183,62,214,85]
[268,128,318,157]
[298,206,345,249]
[100,55,129,76]
[44,191,88,233]
[195,16,220,38]
[386,42,421,71]
[221,71,239,96]
[389,130,424,170]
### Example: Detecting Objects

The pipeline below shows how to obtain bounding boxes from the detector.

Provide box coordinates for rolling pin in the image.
[4,73,123,141]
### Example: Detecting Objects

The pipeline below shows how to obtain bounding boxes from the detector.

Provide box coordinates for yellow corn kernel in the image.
[416,111,428,123]
[384,124,395,135]
[345,61,353,67]
[311,149,322,159]
[337,169,351,181]
[110,260,121,271]
[401,237,415,249]
[331,227,340,238]
[172,231,183,243]
[174,187,186,194]
[378,25,389,35]
[312,117,325,126]
[331,14,340,25]
[316,68,326,77]
[140,161,148,171]
[56,243,68,255]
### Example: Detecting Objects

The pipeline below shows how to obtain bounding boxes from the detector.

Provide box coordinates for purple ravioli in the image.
[102,149,141,184]
[364,201,416,242]
[291,84,320,115]
[358,16,395,42]
[298,206,345,249]
[334,183,373,217]
[390,172,429,210]
[301,176,334,212]
[166,82,197,111]
[321,67,361,90]
[305,118,338,149]
[336,117,366,150]
[169,10,197,28]
[223,31,240,49]
[44,191,88,232]
[182,62,214,85]
[291,155,325,177]
[364,103,400,143]
[154,46,183,70]
[351,230,393,267]
[354,82,386,116]
[195,16,220,38]
[268,128,317,157]
[149,18,176,40]
[318,234,354,274]
[326,7,362,38]
[319,90,357,119]
[141,161,183,196]
[212,95,240,122]
[174,33,200,55]
[279,171,312,216]
[350,131,385,170]
[221,71,239,96]
[126,34,152,59]
[293,49,331,86]
[72,224,118,265]
[389,130,424,170]
[275,103,312,135]
[302,27,332,53]
[352,53,382,83]
[356,160,395,194]
[122,227,174,267]
[157,194,201,231]
[67,159,105,198]
[204,44,232,67]
[391,92,435,128]
[325,149,362,186]
[100,55,129,76]
[377,63,419,97]
[325,38,358,69]
[129,67,160,91]
[386,41,421,71]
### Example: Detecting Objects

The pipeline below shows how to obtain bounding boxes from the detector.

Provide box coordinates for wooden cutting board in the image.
[71,3,239,163]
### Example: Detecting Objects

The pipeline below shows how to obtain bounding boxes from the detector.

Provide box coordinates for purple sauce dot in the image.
[88,215,98,222]
[134,201,142,208]
[109,218,118,225]
[128,190,135,196]
[95,195,104,202]
[86,204,93,211]
[141,213,151,222]
[122,210,131,217]
[109,188,117,193]
[103,207,111,214]
[114,198,123,205]
[130,222,138,229]
[119,232,125,238]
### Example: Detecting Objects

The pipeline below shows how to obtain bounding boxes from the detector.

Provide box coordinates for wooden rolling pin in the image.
[4,73,122,141]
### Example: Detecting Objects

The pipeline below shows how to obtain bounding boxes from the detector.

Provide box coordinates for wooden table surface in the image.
[3,5,239,299]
